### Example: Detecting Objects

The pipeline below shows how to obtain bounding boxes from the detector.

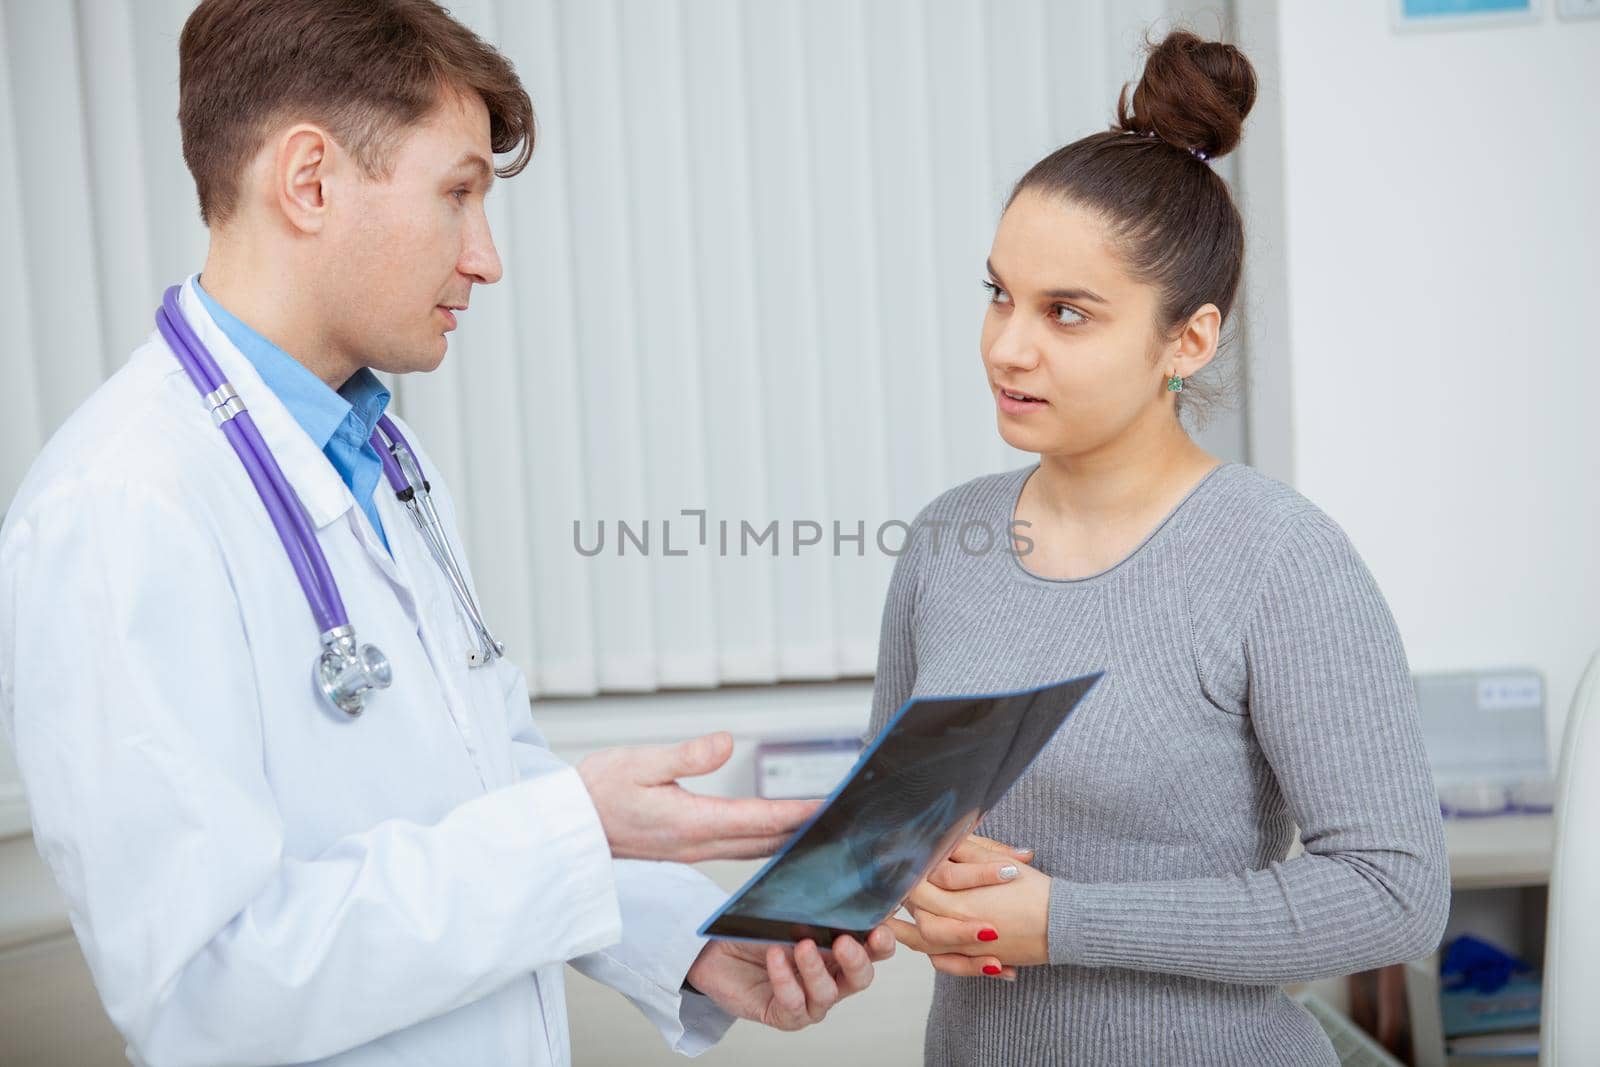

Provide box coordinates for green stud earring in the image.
[1166,374,1184,393]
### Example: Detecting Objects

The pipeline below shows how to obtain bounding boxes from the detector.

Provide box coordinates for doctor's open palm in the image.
[578,731,818,862]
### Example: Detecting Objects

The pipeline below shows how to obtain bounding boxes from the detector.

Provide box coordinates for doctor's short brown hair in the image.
[178,0,534,226]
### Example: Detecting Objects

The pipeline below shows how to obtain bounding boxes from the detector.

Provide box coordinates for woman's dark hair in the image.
[1008,30,1257,425]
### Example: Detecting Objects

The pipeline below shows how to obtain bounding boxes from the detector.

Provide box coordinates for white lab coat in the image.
[0,277,735,1066]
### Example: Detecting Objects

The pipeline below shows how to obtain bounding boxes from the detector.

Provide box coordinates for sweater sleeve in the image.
[1046,509,1450,983]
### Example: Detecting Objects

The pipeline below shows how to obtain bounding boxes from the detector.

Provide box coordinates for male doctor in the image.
[0,1,893,1064]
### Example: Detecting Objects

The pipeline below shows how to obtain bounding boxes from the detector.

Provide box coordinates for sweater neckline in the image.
[1003,462,1234,587]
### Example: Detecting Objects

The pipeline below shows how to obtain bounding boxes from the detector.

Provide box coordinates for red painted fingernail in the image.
[983,964,1002,975]
[978,928,999,942]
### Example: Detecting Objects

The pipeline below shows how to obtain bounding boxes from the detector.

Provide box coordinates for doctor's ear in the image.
[272,124,340,234]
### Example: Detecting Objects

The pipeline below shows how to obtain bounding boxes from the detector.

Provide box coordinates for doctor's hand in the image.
[684,928,896,1031]
[576,732,817,862]
[888,836,1051,978]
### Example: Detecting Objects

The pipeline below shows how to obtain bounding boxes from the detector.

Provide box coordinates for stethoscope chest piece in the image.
[315,625,393,718]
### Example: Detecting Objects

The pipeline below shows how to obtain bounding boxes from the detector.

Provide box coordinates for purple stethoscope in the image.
[155,285,503,719]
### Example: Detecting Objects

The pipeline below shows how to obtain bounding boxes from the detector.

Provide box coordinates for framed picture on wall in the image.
[1391,0,1540,31]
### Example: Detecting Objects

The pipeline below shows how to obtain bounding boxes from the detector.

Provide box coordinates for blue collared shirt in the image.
[195,279,391,551]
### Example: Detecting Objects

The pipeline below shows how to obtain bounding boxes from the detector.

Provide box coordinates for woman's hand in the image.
[888,834,1049,979]
[924,833,1036,891]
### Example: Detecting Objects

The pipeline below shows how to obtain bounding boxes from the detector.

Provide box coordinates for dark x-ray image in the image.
[699,672,1103,944]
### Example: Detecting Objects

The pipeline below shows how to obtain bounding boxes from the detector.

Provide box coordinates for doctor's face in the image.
[980,191,1173,458]
[323,89,504,375]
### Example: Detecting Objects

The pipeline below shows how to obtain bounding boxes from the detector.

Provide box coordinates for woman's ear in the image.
[1168,303,1222,380]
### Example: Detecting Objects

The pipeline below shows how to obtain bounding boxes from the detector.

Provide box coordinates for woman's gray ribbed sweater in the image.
[866,462,1450,1066]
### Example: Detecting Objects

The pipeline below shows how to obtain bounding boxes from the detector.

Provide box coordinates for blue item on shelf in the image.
[1439,935,1542,1038]
[1442,935,1530,994]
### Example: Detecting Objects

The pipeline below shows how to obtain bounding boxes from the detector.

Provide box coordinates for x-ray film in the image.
[698,672,1104,944]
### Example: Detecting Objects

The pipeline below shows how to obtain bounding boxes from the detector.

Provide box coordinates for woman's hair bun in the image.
[1115,30,1257,162]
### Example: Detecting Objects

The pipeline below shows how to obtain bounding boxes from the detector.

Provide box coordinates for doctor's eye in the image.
[981,279,1011,306]
[450,187,470,204]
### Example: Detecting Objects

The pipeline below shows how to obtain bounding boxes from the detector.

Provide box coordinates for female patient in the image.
[870,30,1449,1066]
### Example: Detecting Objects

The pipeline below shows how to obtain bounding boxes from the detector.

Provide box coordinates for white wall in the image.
[1237,1,1600,756]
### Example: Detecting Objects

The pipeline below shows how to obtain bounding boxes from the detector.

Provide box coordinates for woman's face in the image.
[980,190,1175,458]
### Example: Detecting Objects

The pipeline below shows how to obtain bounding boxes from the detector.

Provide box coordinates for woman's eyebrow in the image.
[985,259,1108,305]
[1042,286,1108,305]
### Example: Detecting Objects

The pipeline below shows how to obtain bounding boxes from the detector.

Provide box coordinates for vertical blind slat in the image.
[679,0,780,685]
[559,0,658,690]
[617,0,720,688]
[77,0,156,378]
[498,0,599,695]
[742,1,837,680]
[8,0,105,426]
[802,0,895,674]
[0,3,45,503]
[862,0,949,519]
[924,0,1010,486]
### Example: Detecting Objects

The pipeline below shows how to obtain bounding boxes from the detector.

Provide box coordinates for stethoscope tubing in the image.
[373,417,502,661]
[156,285,349,636]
